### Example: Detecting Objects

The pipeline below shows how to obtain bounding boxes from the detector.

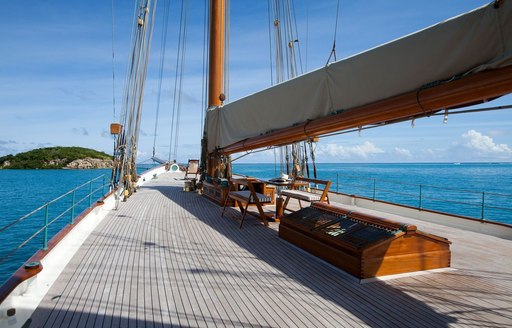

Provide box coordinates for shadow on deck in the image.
[147,184,460,327]
[28,179,511,327]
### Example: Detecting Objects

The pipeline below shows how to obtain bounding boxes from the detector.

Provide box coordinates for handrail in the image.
[0,175,106,234]
[0,175,110,267]
[334,173,512,223]
[335,172,510,197]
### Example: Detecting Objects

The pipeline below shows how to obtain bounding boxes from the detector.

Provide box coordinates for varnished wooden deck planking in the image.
[28,173,512,327]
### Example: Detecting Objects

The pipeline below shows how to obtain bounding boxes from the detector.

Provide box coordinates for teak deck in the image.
[29,172,512,327]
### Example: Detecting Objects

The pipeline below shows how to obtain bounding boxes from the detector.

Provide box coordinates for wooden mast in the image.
[208,0,225,108]
[206,0,226,178]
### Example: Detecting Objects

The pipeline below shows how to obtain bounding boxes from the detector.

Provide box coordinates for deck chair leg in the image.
[221,189,233,217]
[221,202,227,217]
[236,201,245,213]
[239,202,250,229]
[254,200,269,227]
[283,196,291,212]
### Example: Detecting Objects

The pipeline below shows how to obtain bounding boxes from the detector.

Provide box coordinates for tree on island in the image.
[0,146,112,169]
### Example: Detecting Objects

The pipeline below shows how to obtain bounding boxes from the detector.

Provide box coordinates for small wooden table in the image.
[264,179,292,192]
[264,178,309,219]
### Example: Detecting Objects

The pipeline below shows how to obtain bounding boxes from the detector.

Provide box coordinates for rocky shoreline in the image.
[65,158,113,169]
[0,147,113,169]
[1,157,112,169]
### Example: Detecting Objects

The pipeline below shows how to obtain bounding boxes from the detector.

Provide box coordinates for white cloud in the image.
[317,141,384,159]
[462,130,512,154]
[394,147,412,158]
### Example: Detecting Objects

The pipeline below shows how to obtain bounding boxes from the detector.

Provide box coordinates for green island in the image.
[0,146,112,169]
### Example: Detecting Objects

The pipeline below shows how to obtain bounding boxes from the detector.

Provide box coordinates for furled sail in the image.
[206,1,512,153]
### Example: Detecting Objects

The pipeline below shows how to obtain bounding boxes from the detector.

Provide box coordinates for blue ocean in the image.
[0,163,511,285]
[0,169,111,286]
[232,162,512,224]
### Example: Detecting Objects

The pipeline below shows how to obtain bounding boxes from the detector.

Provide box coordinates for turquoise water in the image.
[0,169,111,285]
[233,162,512,224]
[1,163,511,286]
[137,163,159,174]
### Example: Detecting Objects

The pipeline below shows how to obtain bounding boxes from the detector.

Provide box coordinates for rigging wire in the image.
[113,0,157,196]
[134,1,158,145]
[109,0,120,192]
[168,0,189,162]
[231,146,277,162]
[228,104,512,168]
[309,140,317,178]
[111,0,117,120]
[430,104,512,116]
[268,0,305,177]
[274,148,278,177]
[152,0,171,158]
[271,0,285,83]
[290,0,303,75]
[200,0,210,137]
[305,0,309,72]
[318,104,512,139]
[283,1,291,79]
[285,146,290,175]
[267,0,274,85]
[129,0,158,178]
[303,141,309,177]
[283,0,296,79]
[199,0,210,179]
[168,0,184,161]
[326,0,340,65]
[173,0,189,161]
[224,0,230,102]
[120,0,142,125]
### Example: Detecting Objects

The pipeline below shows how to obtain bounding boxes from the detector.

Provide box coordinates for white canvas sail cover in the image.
[207,1,512,153]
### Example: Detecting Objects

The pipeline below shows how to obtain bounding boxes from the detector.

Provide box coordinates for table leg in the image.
[276,196,284,219]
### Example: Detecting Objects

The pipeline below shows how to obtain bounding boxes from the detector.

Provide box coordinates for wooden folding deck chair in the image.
[184,159,200,179]
[221,178,273,228]
[281,177,331,213]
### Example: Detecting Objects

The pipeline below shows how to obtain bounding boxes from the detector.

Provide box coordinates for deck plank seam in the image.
[218,202,434,324]
[190,193,308,326]
[200,201,343,328]
[184,195,282,328]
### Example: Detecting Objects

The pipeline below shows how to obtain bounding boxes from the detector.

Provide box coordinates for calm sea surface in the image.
[0,169,111,285]
[232,162,512,224]
[0,163,511,285]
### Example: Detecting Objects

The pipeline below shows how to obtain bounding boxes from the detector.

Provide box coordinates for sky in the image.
[1,0,511,164]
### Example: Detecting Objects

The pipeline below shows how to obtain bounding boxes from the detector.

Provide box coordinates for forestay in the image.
[206,1,512,153]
